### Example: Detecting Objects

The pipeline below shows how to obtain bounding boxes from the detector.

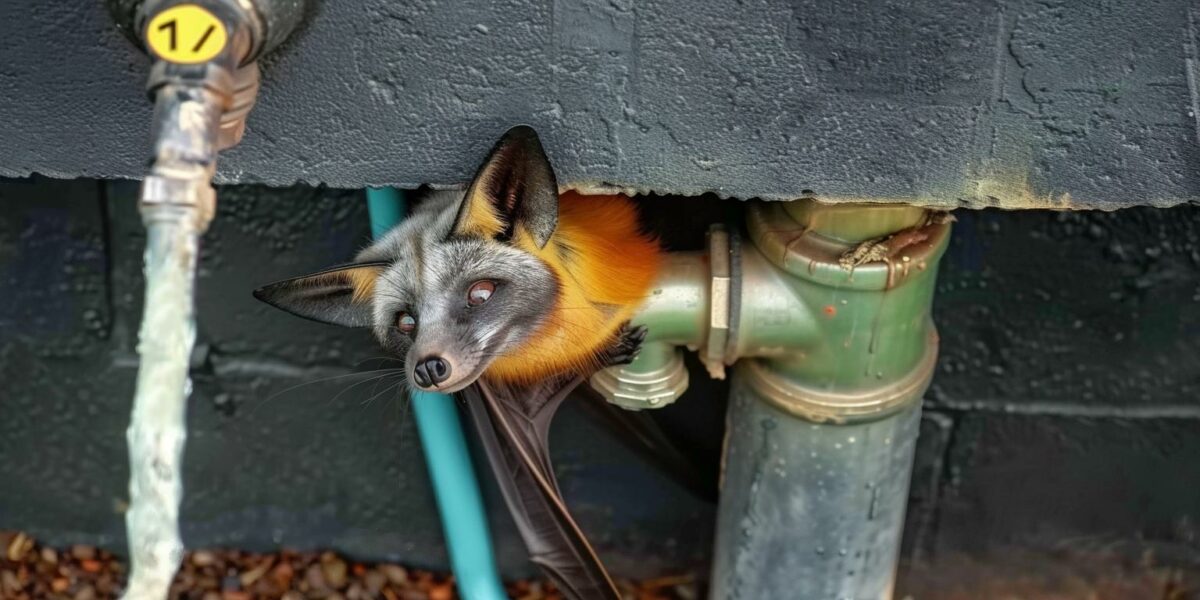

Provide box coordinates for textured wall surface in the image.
[2,177,1199,580]
[912,206,1200,564]
[4,0,1200,208]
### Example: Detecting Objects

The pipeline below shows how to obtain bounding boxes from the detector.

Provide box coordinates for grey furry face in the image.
[361,199,558,392]
[375,240,556,392]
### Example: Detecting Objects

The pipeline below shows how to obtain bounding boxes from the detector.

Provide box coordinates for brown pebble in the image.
[95,574,115,594]
[222,591,252,600]
[69,545,96,561]
[252,576,281,597]
[381,564,410,586]
[398,589,429,600]
[202,592,222,600]
[40,548,59,565]
[34,562,56,578]
[7,533,31,561]
[346,582,366,600]
[272,561,295,587]
[176,570,195,589]
[79,560,102,574]
[239,556,275,587]
[2,569,23,594]
[51,577,70,593]
[192,551,218,567]
[321,555,349,589]
[529,581,544,596]
[305,563,328,590]
[281,592,305,600]
[73,584,96,600]
[429,583,453,600]
[365,570,387,595]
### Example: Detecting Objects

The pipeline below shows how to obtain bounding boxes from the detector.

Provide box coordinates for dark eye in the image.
[396,312,417,334]
[467,280,496,306]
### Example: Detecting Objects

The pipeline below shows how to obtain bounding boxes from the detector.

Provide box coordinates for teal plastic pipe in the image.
[366,187,509,600]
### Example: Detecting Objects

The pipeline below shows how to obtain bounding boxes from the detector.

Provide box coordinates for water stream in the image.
[121,209,203,600]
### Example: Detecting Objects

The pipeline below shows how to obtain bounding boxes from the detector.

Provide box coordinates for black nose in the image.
[413,356,451,388]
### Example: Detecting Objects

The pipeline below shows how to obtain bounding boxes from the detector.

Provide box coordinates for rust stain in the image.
[837,212,953,289]
[972,171,1079,211]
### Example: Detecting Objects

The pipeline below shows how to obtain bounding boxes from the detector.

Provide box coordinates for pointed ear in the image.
[451,125,559,248]
[253,262,388,328]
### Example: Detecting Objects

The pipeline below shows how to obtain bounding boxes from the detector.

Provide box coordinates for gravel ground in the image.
[8,529,1199,599]
[0,532,698,600]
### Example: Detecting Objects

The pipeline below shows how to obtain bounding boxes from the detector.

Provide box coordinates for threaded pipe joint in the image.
[589,344,689,411]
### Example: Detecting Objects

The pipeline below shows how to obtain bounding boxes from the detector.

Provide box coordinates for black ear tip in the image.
[503,125,542,145]
[252,283,294,313]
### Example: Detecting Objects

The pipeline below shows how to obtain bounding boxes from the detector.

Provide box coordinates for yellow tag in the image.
[145,5,228,64]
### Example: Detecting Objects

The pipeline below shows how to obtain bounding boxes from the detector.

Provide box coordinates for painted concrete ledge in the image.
[3,0,1199,209]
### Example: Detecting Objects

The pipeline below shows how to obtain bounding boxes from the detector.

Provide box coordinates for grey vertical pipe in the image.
[705,202,948,600]
[711,383,921,600]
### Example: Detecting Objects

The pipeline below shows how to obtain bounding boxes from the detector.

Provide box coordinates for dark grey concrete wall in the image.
[2,177,1199,580]
[4,0,1200,209]
[910,207,1200,564]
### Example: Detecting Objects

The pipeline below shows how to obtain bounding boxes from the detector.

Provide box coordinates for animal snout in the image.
[413,356,452,388]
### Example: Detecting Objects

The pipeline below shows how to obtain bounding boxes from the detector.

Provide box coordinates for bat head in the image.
[254,126,561,393]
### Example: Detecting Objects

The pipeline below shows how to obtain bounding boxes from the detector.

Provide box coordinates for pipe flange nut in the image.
[704,225,732,380]
[140,175,217,230]
[589,348,689,411]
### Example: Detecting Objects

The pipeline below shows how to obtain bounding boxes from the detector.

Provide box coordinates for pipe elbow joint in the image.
[591,200,952,420]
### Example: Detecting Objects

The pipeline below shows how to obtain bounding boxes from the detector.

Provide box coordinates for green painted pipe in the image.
[366,187,508,600]
[594,199,951,597]
[710,201,947,599]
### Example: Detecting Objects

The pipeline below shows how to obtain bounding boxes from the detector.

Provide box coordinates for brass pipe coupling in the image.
[740,201,951,423]
[134,0,274,230]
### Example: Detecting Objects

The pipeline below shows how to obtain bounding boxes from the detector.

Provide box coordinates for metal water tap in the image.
[114,2,305,598]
